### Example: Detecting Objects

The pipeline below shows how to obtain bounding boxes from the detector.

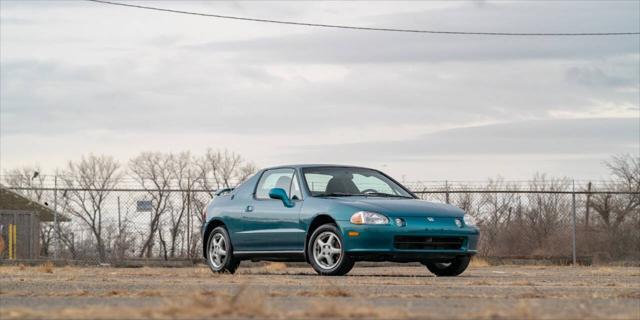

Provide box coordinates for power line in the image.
[86,0,639,37]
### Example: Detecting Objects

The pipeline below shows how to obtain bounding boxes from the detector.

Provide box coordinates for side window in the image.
[255,169,295,200]
[290,173,302,200]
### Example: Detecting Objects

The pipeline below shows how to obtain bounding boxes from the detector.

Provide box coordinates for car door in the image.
[236,168,305,252]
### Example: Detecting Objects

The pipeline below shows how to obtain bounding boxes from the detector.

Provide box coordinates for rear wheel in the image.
[307,224,354,276]
[424,256,470,277]
[206,226,240,274]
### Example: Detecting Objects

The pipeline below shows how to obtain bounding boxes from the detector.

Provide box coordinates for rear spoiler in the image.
[215,188,234,196]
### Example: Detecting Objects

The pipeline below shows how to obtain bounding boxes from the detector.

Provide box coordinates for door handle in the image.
[245,205,254,213]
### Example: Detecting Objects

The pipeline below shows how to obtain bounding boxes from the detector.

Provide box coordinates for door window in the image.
[255,168,295,200]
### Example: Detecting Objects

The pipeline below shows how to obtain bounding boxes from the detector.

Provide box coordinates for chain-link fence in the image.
[1,180,638,265]
[416,190,639,264]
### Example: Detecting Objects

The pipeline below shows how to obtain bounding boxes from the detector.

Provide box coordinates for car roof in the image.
[261,164,375,171]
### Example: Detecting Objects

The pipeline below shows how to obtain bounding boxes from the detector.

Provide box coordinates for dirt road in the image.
[1,263,638,319]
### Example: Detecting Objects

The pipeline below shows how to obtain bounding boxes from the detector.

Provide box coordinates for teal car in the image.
[202,165,479,276]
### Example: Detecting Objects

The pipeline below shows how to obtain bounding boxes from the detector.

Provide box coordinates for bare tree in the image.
[590,155,640,230]
[478,178,517,256]
[61,154,121,262]
[129,152,175,259]
[2,166,46,201]
[167,152,199,258]
[197,149,255,192]
[523,173,571,254]
[39,223,55,256]
[237,162,258,183]
[216,150,243,188]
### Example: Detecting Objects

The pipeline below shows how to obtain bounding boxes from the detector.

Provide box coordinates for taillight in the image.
[201,206,207,222]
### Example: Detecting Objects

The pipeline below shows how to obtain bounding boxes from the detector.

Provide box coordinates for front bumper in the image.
[336,217,479,261]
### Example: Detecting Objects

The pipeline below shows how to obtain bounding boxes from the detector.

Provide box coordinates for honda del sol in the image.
[201,165,479,276]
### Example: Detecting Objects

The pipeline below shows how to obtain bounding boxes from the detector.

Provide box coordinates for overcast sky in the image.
[1,1,638,181]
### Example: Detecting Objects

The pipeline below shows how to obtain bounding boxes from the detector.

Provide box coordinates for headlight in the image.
[350,211,389,225]
[463,214,477,226]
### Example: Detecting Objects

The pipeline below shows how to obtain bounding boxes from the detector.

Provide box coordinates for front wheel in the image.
[307,224,354,276]
[424,256,470,277]
[206,226,240,274]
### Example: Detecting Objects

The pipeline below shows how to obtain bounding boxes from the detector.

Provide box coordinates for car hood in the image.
[332,197,464,217]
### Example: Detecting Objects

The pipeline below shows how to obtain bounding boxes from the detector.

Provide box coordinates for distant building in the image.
[0,185,69,259]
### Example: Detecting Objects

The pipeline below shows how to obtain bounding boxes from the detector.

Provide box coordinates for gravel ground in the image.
[0,263,638,319]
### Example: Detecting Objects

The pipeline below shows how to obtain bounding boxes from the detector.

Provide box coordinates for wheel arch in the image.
[202,218,227,258]
[304,214,339,262]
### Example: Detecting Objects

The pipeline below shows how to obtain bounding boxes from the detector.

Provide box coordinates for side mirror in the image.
[269,188,294,208]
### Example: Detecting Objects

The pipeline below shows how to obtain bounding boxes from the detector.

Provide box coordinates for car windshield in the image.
[302,167,414,198]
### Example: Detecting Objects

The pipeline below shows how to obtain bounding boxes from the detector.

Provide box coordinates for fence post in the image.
[585,181,592,228]
[117,196,121,233]
[445,180,450,204]
[572,180,577,266]
[187,185,192,259]
[53,175,58,260]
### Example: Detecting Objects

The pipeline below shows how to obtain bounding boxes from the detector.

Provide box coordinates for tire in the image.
[424,256,470,277]
[307,224,354,276]
[206,226,240,274]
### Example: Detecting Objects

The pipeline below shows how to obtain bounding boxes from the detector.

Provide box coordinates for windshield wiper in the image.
[360,192,413,198]
[315,192,358,197]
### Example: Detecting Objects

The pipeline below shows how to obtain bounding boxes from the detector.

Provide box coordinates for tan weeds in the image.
[617,290,640,299]
[469,300,535,320]
[39,261,54,274]
[471,279,492,286]
[291,300,402,319]
[470,257,490,268]
[509,280,535,286]
[299,286,351,297]
[264,262,287,272]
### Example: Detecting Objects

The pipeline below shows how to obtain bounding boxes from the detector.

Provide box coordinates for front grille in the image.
[393,236,464,250]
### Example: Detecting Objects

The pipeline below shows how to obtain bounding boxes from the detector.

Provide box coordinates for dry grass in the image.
[1,286,267,319]
[509,280,535,286]
[516,291,546,299]
[298,286,351,297]
[471,279,492,286]
[470,300,535,320]
[617,290,640,299]
[39,261,54,274]
[264,262,287,272]
[2,265,639,319]
[293,301,401,319]
[470,257,490,268]
[590,266,615,275]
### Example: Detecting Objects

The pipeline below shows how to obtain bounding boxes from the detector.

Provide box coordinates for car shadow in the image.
[242,271,481,278]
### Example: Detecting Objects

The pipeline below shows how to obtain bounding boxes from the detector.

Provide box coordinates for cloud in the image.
[286,118,640,161]
[194,1,639,64]
[566,66,637,88]
[0,1,638,179]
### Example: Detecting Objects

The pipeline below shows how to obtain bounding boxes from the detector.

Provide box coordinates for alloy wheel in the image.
[312,231,343,270]
[208,232,227,269]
